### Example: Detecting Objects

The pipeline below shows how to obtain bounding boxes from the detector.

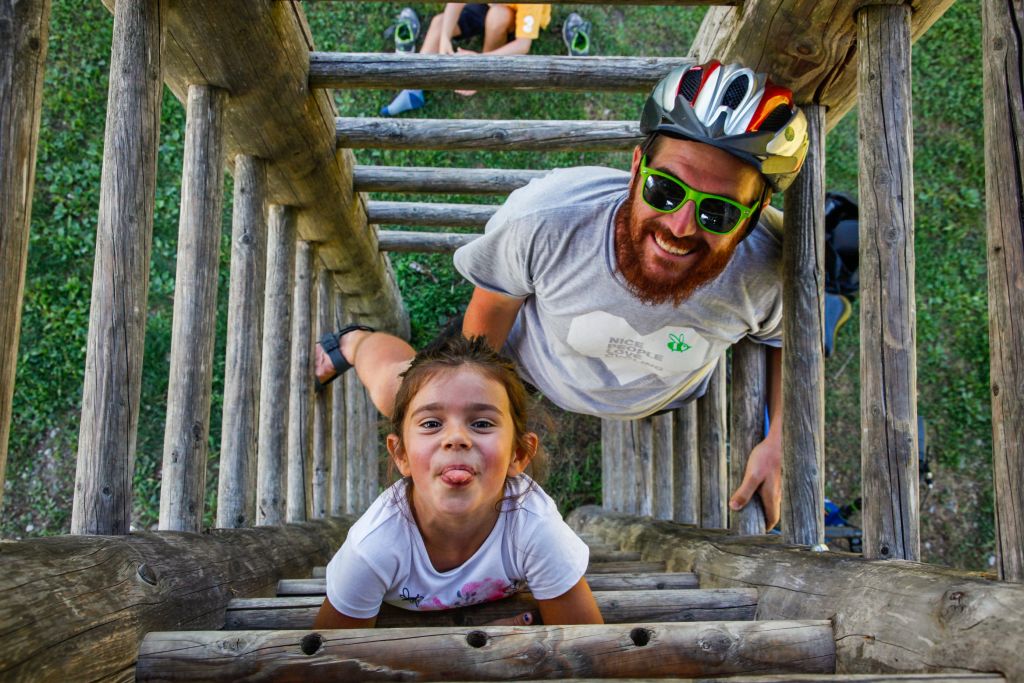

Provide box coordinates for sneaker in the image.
[562,12,591,56]
[393,7,420,53]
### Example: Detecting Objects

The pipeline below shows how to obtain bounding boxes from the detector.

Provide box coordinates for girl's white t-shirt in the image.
[325,475,589,618]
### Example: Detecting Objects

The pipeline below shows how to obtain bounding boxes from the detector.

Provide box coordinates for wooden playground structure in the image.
[1,0,1023,680]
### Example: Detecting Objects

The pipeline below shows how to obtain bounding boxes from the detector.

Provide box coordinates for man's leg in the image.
[315,331,413,418]
[482,4,514,52]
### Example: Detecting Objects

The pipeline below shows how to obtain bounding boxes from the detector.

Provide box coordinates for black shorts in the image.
[457,3,489,40]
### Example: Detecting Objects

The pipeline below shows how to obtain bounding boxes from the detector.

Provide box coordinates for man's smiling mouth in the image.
[653,233,696,257]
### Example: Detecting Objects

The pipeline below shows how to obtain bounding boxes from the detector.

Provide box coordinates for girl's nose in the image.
[443,424,471,449]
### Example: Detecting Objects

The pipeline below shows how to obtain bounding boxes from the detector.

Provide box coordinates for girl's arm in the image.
[536,578,604,624]
[313,597,377,629]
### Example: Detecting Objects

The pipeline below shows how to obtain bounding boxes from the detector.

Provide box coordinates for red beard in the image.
[613,186,741,306]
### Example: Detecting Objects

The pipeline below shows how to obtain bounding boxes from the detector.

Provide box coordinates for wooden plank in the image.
[697,356,727,529]
[857,5,919,561]
[600,419,621,512]
[287,240,314,523]
[570,506,1024,680]
[337,117,641,152]
[311,267,332,520]
[651,412,674,520]
[137,621,834,681]
[310,53,691,92]
[224,588,758,630]
[0,518,354,682]
[626,418,653,516]
[72,0,165,536]
[673,402,699,524]
[437,674,1006,682]
[329,294,347,516]
[256,205,297,527]
[159,84,226,532]
[354,165,546,195]
[0,0,50,513]
[368,200,495,228]
[363,385,380,507]
[344,371,365,514]
[688,0,956,130]
[377,230,479,253]
[276,572,700,597]
[729,340,767,535]
[217,155,268,529]
[982,0,1024,583]
[781,104,826,546]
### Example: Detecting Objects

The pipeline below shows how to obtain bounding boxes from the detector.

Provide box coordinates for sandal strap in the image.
[315,324,375,391]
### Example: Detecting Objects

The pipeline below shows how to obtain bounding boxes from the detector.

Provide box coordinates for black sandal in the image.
[316,324,375,390]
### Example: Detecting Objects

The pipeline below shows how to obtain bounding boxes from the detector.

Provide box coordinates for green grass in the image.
[2,1,993,568]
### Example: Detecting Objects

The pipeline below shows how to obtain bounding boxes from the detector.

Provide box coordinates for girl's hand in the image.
[484,611,536,626]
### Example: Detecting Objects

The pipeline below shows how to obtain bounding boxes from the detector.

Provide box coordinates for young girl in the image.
[314,335,603,628]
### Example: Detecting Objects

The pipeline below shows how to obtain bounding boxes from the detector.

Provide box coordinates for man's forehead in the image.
[648,137,763,196]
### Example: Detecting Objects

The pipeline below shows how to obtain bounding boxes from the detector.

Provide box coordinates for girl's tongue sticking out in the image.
[441,466,475,486]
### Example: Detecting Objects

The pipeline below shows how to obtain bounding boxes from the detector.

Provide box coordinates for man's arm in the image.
[728,345,783,529]
[462,286,525,351]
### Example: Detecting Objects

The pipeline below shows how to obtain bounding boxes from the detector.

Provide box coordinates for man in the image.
[318,61,809,529]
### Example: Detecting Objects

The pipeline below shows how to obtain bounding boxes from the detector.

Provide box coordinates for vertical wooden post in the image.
[625,418,652,516]
[256,205,296,527]
[72,0,164,536]
[730,339,767,535]
[782,104,827,546]
[158,84,226,532]
[345,370,363,514]
[287,240,314,523]
[858,4,920,561]
[311,265,332,519]
[673,403,699,524]
[698,356,727,528]
[0,0,51,513]
[364,387,379,505]
[651,412,673,520]
[329,293,347,517]
[600,419,622,512]
[983,0,1024,582]
[216,155,267,529]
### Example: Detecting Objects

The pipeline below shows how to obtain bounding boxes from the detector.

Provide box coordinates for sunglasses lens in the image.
[697,198,742,234]
[643,174,687,212]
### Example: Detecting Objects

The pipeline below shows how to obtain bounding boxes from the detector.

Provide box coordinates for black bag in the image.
[824,192,859,299]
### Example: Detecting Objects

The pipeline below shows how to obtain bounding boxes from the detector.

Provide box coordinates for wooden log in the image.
[159,84,227,532]
[600,419,622,512]
[353,165,546,195]
[673,402,699,524]
[276,572,700,597]
[377,230,479,254]
[363,385,380,507]
[311,268,332,520]
[729,340,767,535]
[857,5,919,561]
[256,205,297,527]
[337,117,641,152]
[448,677,1003,683]
[310,53,690,93]
[781,104,826,546]
[287,241,314,523]
[224,588,758,630]
[0,518,354,682]
[137,620,834,681]
[651,412,674,520]
[589,550,642,563]
[570,506,1024,680]
[72,0,165,536]
[368,200,496,228]
[697,356,727,529]
[329,294,347,517]
[0,0,50,513]
[982,0,1024,583]
[626,418,653,516]
[344,371,365,514]
[309,0,730,4]
[217,155,268,529]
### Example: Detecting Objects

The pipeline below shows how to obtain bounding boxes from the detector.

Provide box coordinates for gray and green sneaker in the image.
[393,7,420,53]
[562,12,592,56]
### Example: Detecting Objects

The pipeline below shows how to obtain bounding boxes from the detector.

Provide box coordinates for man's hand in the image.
[729,434,782,530]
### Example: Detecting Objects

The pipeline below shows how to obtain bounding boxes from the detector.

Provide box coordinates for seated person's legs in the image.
[481,4,514,52]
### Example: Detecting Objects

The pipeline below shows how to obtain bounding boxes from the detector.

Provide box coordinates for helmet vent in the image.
[678,68,702,103]
[723,75,749,108]
[760,104,793,132]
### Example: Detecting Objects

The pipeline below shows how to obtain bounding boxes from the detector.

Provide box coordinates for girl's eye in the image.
[419,419,442,429]
[471,419,496,429]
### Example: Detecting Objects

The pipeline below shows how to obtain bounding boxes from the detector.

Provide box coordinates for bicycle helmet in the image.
[640,60,809,192]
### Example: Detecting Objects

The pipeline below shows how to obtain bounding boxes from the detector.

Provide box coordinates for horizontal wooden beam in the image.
[570,506,1024,679]
[377,230,478,253]
[353,165,546,194]
[310,53,690,92]
[0,518,355,681]
[277,571,700,596]
[137,621,835,681]
[367,201,496,228]
[304,0,735,4]
[337,117,641,151]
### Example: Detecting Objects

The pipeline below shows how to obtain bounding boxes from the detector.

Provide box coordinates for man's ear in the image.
[630,145,643,176]
[387,434,411,477]
[508,432,539,477]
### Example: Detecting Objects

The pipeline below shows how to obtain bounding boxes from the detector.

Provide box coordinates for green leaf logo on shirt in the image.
[667,333,692,353]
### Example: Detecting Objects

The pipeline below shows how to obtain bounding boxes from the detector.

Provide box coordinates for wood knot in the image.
[466,631,489,648]
[137,563,158,586]
[300,633,323,655]
[696,628,732,662]
[629,628,652,647]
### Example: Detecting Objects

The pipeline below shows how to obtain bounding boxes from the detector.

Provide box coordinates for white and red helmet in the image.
[640,60,809,192]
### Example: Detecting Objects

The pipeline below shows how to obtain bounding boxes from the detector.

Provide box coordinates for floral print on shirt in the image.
[403,577,525,611]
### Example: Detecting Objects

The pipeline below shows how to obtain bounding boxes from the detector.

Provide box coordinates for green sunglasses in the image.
[639,155,760,235]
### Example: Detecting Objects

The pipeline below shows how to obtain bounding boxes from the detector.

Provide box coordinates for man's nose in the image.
[664,200,701,238]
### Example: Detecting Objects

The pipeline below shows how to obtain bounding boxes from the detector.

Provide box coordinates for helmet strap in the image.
[742,183,772,240]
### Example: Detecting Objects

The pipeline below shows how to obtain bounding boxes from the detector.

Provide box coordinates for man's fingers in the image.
[729,472,760,511]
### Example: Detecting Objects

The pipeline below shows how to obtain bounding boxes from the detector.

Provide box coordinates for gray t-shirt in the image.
[453,166,783,419]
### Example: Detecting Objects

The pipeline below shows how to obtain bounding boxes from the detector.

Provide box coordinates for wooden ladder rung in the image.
[368,200,495,228]
[354,165,547,194]
[336,117,641,151]
[310,53,690,92]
